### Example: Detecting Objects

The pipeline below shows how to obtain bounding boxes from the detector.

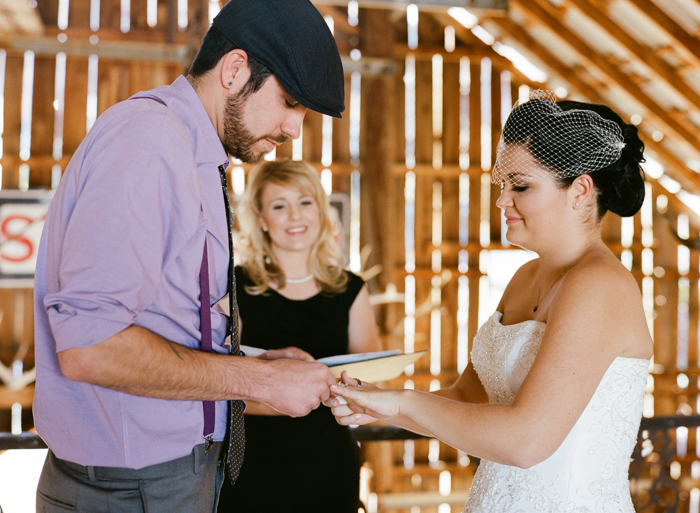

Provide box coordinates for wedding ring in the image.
[357,379,362,388]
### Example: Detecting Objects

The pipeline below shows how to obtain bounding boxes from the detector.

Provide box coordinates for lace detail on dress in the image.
[463,312,649,513]
[471,314,546,406]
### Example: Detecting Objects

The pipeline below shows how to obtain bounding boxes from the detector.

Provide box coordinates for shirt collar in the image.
[167,76,230,170]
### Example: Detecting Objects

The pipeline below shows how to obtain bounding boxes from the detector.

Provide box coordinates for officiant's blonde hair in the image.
[235,159,349,295]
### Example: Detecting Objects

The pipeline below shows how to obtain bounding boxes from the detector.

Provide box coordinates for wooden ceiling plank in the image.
[565,0,700,114]
[513,0,700,162]
[624,0,700,70]
[429,11,544,88]
[489,16,605,100]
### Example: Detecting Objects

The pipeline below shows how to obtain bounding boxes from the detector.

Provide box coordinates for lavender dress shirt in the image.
[33,76,231,469]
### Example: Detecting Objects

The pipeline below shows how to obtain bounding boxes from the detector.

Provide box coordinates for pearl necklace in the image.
[286,274,314,284]
[533,238,599,313]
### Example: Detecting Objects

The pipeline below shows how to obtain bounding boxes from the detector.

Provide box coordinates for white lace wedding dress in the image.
[463,312,649,513]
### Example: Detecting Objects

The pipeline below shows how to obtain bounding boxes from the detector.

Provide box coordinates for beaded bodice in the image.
[463,312,649,513]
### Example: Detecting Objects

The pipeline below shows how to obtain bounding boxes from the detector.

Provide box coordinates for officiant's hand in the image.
[258,346,315,362]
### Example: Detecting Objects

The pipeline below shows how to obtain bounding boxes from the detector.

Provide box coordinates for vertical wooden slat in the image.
[63,57,89,153]
[467,61,481,345]
[489,66,501,245]
[654,206,678,415]
[2,55,23,190]
[331,75,353,165]
[301,110,322,164]
[102,0,124,33]
[30,56,56,188]
[69,0,93,30]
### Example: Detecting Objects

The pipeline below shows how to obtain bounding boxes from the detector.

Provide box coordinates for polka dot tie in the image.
[219,166,245,484]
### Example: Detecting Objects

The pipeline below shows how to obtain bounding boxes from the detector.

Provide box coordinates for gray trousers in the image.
[36,443,224,513]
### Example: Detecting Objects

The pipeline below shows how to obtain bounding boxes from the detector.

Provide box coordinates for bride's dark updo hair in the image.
[500,97,646,219]
[557,101,646,218]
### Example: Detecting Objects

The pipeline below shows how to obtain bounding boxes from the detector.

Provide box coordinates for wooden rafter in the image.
[312,0,508,14]
[488,16,608,102]
[624,0,700,70]
[513,0,700,163]
[429,11,544,88]
[563,0,700,115]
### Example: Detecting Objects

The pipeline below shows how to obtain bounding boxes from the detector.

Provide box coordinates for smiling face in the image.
[258,181,322,257]
[495,144,569,250]
[222,75,307,163]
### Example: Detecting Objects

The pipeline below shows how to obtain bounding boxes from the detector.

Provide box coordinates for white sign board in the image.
[0,190,54,287]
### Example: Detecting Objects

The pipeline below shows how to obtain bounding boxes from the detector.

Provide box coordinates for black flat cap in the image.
[213,0,345,118]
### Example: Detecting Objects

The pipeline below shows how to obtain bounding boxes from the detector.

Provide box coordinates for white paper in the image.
[239,346,402,366]
[317,349,402,367]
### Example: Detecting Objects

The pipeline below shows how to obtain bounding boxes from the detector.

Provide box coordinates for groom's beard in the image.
[222,91,288,164]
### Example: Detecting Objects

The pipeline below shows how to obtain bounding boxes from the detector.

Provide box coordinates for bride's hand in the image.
[329,371,403,423]
[326,371,378,425]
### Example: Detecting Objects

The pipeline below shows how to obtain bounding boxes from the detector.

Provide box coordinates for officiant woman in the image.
[216,158,380,513]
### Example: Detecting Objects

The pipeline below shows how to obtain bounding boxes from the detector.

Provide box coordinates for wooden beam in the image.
[0,34,193,63]
[513,0,700,162]
[313,0,508,15]
[0,34,396,75]
[565,0,700,114]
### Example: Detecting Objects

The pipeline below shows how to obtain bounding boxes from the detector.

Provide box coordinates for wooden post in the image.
[359,9,397,313]
[358,7,399,499]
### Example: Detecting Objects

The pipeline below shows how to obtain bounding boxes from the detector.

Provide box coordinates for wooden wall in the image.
[1,1,699,511]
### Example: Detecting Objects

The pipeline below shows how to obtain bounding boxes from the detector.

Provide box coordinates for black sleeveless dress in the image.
[216,267,364,513]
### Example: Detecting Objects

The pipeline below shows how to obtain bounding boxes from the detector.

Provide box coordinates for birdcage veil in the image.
[492,90,626,187]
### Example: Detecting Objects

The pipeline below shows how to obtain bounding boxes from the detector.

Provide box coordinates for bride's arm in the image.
[332,362,488,437]
[332,264,647,468]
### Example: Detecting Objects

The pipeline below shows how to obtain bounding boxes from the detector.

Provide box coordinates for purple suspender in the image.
[199,241,216,444]
[129,94,215,446]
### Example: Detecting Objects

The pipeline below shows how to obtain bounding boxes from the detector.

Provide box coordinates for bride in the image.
[329,91,653,511]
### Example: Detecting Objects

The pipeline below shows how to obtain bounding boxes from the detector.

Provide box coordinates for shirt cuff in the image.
[49,310,130,352]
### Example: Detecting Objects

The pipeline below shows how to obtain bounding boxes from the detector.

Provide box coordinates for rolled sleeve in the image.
[43,106,200,352]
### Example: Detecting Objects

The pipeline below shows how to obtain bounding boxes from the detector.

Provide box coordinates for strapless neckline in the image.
[491,311,650,365]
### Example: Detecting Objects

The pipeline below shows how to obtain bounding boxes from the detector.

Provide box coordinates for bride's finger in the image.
[330,384,364,402]
[329,402,355,416]
[335,412,374,426]
[340,371,358,387]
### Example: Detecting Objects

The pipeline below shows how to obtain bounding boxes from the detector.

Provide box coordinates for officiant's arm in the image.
[348,285,380,354]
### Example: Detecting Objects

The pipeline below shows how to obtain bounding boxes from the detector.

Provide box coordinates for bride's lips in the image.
[286,226,308,235]
[504,215,521,225]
